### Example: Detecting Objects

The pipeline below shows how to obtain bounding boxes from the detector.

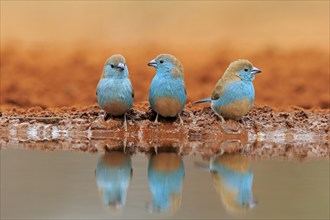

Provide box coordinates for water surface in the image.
[1,148,329,219]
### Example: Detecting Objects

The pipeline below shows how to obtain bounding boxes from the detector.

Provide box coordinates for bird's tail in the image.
[193,98,212,104]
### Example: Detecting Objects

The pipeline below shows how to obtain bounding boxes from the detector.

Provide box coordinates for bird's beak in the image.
[251,67,261,74]
[117,62,125,71]
[147,59,157,68]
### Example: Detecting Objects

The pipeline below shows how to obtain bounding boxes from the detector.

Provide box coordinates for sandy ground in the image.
[0,103,329,158]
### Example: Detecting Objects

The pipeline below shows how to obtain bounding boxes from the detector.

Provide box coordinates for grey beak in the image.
[147,59,157,68]
[251,67,261,74]
[117,62,125,71]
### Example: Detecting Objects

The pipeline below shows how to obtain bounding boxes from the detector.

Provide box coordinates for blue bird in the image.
[95,151,132,211]
[210,154,255,214]
[148,54,186,124]
[96,54,134,129]
[194,60,261,121]
[147,152,185,213]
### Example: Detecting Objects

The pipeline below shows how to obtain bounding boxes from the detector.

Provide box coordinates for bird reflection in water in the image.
[147,147,185,214]
[95,147,132,211]
[210,154,256,214]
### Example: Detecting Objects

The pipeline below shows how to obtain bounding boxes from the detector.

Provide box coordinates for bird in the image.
[96,54,134,129]
[148,54,186,124]
[210,154,255,214]
[147,152,185,213]
[194,59,261,121]
[95,150,132,211]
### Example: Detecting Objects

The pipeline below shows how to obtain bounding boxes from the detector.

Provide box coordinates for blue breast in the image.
[149,75,186,109]
[95,155,132,206]
[211,162,253,206]
[97,78,133,108]
[148,159,185,212]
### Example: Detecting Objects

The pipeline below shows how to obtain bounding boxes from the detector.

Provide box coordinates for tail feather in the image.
[193,98,212,104]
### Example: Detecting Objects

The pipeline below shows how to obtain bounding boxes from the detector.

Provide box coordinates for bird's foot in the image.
[104,113,111,122]
[213,113,238,134]
[239,116,249,126]
[214,113,225,124]
[123,113,128,131]
[221,120,245,135]
[178,114,184,126]
[154,114,160,124]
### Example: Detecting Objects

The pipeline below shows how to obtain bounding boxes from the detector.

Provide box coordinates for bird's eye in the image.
[244,68,248,72]
[160,60,164,64]
[110,64,114,68]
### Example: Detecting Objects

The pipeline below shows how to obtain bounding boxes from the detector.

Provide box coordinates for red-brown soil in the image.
[1,47,329,110]
[0,104,329,158]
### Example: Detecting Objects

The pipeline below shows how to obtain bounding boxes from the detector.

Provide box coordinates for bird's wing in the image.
[211,78,225,100]
[211,73,241,100]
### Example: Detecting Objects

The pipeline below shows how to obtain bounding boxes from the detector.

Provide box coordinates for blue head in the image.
[147,54,184,79]
[102,54,129,79]
[225,60,261,82]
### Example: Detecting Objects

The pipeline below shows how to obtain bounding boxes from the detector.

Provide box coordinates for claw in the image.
[221,120,245,135]
[239,116,249,126]
[104,112,111,122]
[154,114,159,123]
[214,113,225,123]
[178,114,184,125]
[123,113,128,131]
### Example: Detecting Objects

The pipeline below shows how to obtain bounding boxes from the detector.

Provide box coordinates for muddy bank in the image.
[0,104,329,158]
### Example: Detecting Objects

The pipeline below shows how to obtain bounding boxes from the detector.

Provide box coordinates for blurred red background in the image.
[1,1,329,109]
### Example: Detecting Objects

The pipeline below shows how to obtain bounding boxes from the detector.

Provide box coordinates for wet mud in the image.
[1,103,329,158]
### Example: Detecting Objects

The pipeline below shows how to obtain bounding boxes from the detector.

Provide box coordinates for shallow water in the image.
[1,147,329,219]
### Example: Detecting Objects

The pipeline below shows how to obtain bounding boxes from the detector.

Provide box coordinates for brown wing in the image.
[211,78,225,100]
[211,72,241,100]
